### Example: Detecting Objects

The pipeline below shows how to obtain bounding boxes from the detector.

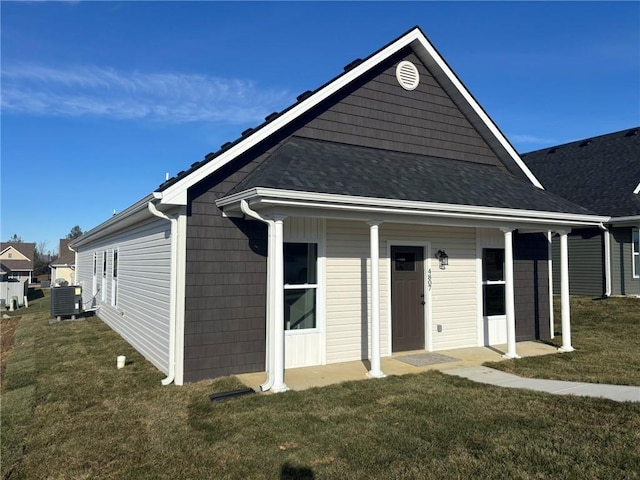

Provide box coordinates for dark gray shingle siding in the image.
[514,233,551,341]
[296,51,506,168]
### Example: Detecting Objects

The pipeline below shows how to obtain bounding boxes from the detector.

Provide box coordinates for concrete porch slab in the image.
[236,341,557,392]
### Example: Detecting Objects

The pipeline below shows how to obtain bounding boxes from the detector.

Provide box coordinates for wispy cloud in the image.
[509,134,558,146]
[1,64,290,124]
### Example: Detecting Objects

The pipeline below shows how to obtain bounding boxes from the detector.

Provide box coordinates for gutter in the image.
[148,201,180,386]
[598,223,612,297]
[217,188,609,227]
[240,199,275,392]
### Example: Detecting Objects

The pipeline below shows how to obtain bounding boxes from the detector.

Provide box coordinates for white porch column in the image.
[272,215,289,392]
[558,230,574,352]
[367,221,385,378]
[546,231,555,339]
[501,228,519,359]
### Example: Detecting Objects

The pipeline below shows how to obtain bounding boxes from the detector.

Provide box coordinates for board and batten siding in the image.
[552,228,604,297]
[324,220,478,364]
[75,217,172,374]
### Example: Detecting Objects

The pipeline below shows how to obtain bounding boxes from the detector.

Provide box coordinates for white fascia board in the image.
[71,194,155,249]
[217,188,608,227]
[634,183,640,195]
[158,27,542,206]
[408,34,544,189]
[609,215,640,226]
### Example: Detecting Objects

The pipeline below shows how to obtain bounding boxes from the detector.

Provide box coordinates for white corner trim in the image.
[634,183,640,195]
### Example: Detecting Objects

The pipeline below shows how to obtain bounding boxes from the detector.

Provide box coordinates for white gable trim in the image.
[0,246,30,261]
[633,183,640,195]
[158,28,543,207]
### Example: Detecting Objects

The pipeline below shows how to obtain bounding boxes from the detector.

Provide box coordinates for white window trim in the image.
[283,243,319,333]
[101,251,107,302]
[111,248,118,307]
[92,252,98,296]
[633,228,639,279]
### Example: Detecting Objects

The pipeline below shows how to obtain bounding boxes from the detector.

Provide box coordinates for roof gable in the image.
[0,243,35,262]
[522,128,640,217]
[156,26,543,207]
[52,239,75,266]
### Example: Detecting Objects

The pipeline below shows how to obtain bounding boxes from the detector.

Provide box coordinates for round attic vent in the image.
[396,61,420,91]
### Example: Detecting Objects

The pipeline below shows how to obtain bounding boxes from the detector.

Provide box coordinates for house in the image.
[0,242,35,307]
[50,239,76,286]
[522,129,640,297]
[70,27,608,389]
[0,242,35,284]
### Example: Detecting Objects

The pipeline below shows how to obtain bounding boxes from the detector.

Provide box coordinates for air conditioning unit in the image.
[51,285,83,320]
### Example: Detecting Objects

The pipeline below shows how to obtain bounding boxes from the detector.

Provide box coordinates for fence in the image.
[1,280,28,307]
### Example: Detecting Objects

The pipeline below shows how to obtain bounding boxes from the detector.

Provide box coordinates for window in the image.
[92,253,98,296]
[284,243,317,330]
[101,251,107,301]
[482,248,505,316]
[111,249,118,306]
[633,228,639,278]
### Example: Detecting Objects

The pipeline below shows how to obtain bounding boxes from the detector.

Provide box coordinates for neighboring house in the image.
[0,242,35,307]
[0,242,35,284]
[71,27,607,388]
[50,239,76,286]
[522,128,640,297]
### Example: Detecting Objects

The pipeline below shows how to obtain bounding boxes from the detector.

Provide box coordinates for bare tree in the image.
[7,234,23,242]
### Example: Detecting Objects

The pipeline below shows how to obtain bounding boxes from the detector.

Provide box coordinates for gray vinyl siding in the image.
[75,217,172,374]
[552,228,604,297]
[514,233,550,341]
[296,50,505,167]
[611,227,640,296]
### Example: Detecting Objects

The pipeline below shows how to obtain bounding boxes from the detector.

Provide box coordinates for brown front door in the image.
[391,246,425,352]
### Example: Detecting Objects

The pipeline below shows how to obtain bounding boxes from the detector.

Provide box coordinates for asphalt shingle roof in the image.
[227,136,594,215]
[521,128,640,217]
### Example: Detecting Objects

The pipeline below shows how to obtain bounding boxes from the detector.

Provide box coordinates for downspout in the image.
[240,199,275,392]
[68,242,78,285]
[148,201,179,386]
[599,223,612,297]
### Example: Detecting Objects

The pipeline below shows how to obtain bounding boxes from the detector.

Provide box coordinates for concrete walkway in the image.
[443,366,640,403]
[237,341,640,402]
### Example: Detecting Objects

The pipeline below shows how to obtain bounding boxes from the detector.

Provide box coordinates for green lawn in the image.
[486,296,640,386]
[2,291,639,479]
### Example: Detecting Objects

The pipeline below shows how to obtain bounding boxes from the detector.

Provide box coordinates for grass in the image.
[1,290,639,479]
[486,296,640,386]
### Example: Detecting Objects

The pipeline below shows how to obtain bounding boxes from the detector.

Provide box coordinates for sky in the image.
[2,1,639,254]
